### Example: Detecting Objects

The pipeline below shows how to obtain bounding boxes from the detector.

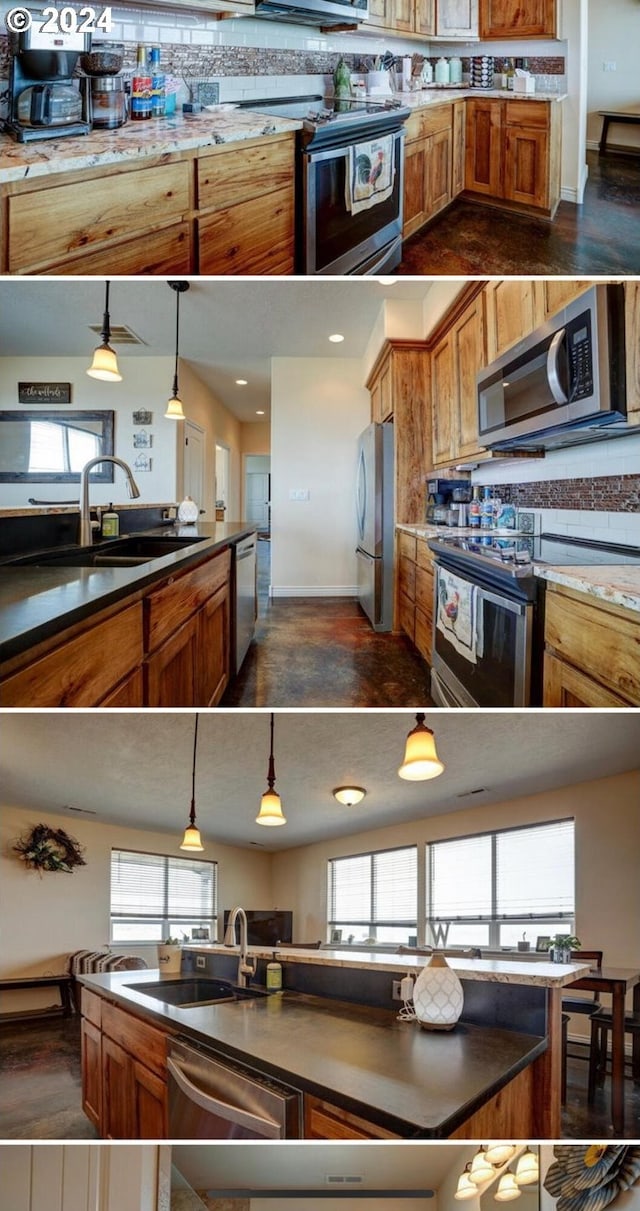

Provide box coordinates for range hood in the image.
[254,0,368,27]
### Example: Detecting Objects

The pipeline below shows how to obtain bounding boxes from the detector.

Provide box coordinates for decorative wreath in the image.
[13,823,86,874]
[544,1147,640,1211]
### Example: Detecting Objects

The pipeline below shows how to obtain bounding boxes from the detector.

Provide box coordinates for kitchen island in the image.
[78,951,588,1139]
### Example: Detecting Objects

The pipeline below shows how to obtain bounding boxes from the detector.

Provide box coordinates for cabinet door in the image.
[452,100,466,196]
[367,0,393,28]
[431,334,457,465]
[465,100,503,196]
[304,1095,399,1139]
[130,1061,168,1140]
[403,139,428,239]
[535,279,596,322]
[98,667,144,708]
[81,1018,102,1132]
[415,0,436,35]
[427,128,452,216]
[543,653,631,708]
[145,615,198,707]
[454,295,486,459]
[504,126,549,209]
[437,0,479,37]
[480,0,555,37]
[197,583,230,707]
[199,187,294,275]
[391,0,414,30]
[484,278,537,359]
[102,1037,130,1140]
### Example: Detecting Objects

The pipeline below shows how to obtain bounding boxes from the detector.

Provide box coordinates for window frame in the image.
[327,843,418,944]
[425,817,575,950]
[110,846,218,946]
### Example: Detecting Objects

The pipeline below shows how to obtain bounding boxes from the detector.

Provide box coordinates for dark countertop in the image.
[0,522,255,664]
[79,968,547,1138]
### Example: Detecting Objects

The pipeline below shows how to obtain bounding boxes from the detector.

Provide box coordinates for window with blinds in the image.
[328,845,417,945]
[110,849,217,945]
[426,818,575,949]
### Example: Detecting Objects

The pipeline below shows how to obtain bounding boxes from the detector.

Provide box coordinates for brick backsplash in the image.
[499,475,640,513]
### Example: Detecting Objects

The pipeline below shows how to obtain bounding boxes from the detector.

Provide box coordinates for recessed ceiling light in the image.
[235,379,248,385]
[328,333,345,343]
[256,410,265,415]
[378,277,397,285]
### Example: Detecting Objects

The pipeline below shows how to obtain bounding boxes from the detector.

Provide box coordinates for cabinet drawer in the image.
[398,590,416,640]
[415,563,434,617]
[504,100,549,129]
[416,541,435,571]
[8,162,190,272]
[198,137,294,211]
[198,187,294,275]
[0,602,143,707]
[398,531,417,562]
[421,104,453,138]
[544,587,640,705]
[414,604,433,662]
[398,555,416,601]
[41,223,192,277]
[81,988,103,1029]
[305,1094,399,1139]
[145,549,231,653]
[101,1002,168,1079]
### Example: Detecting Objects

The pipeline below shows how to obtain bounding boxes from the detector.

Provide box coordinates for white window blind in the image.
[110,849,217,945]
[427,818,575,949]
[328,845,417,944]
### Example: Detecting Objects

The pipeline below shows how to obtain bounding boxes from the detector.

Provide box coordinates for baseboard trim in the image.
[270,586,358,598]
[561,160,589,205]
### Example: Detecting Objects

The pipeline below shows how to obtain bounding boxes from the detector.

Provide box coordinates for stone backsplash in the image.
[499,474,640,514]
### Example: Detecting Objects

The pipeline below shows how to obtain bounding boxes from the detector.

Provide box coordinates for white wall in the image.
[0,356,176,509]
[177,360,243,520]
[587,0,640,150]
[270,357,370,595]
[0,804,272,1011]
[1,1146,162,1211]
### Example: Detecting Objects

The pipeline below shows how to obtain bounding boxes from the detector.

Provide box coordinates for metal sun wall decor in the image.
[544,1147,640,1211]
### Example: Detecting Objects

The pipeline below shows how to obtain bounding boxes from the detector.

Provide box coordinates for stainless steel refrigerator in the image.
[356,421,394,632]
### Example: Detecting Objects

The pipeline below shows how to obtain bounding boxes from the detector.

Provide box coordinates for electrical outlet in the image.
[196,955,206,969]
[603,61,617,72]
[392,980,403,1001]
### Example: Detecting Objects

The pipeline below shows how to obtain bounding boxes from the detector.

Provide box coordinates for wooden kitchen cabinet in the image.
[82,994,169,1139]
[465,99,504,197]
[146,615,199,708]
[403,105,453,239]
[98,668,144,708]
[431,331,457,465]
[465,98,560,218]
[396,531,436,661]
[367,0,394,26]
[432,288,486,467]
[543,584,640,707]
[415,0,436,35]
[366,343,431,525]
[369,350,394,423]
[102,1036,131,1140]
[480,0,556,38]
[130,1060,169,1139]
[81,1018,102,1131]
[197,581,231,706]
[484,277,538,360]
[534,279,597,321]
[392,0,414,29]
[304,1094,400,1139]
[437,0,478,37]
[452,100,466,196]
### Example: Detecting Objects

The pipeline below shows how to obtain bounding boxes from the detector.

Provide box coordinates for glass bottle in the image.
[131,45,152,120]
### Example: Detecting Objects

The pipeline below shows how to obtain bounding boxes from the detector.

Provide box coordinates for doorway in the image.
[183,420,205,515]
[215,444,230,521]
[245,455,271,535]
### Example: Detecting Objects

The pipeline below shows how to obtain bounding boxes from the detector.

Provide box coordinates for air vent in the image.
[326,1178,364,1186]
[88,323,146,346]
[64,805,97,815]
[457,787,486,798]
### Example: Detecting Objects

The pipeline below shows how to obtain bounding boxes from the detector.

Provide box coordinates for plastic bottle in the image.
[150,46,165,117]
[266,953,283,991]
[131,45,152,120]
[469,486,482,528]
[101,504,119,538]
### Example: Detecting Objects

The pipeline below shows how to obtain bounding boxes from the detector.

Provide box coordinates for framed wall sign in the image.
[18,382,72,405]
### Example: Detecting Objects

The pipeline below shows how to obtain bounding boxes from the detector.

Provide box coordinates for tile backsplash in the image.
[500,474,640,515]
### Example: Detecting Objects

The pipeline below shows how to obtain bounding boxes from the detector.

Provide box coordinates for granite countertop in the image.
[396,87,568,109]
[0,522,255,664]
[185,945,590,988]
[397,524,640,615]
[0,108,302,185]
[79,967,548,1137]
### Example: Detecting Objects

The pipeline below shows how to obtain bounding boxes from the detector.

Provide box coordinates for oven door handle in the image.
[475,584,529,616]
[167,1057,283,1138]
[546,328,569,405]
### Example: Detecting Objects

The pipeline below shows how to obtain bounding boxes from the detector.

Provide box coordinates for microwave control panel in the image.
[568,312,593,399]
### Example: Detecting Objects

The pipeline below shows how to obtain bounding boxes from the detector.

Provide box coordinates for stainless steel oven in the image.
[168,1037,301,1138]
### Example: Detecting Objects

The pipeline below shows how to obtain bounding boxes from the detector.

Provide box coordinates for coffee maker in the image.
[5,19,91,143]
[426,477,471,524]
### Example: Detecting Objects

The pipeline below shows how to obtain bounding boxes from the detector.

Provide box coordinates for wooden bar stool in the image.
[588,1009,640,1102]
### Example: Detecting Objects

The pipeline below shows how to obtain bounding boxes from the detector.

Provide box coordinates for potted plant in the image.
[549,934,581,963]
[157,935,183,974]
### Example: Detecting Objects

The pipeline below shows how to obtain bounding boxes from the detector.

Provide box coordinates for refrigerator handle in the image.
[356,445,367,542]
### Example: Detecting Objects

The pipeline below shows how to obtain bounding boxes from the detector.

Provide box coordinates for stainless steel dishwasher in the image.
[168,1037,301,1138]
[234,532,257,673]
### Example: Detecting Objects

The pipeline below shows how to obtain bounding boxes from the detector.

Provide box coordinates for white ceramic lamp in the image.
[413,952,464,1031]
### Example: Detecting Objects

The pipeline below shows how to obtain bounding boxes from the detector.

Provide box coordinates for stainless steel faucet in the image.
[79,456,141,546]
[223,906,256,988]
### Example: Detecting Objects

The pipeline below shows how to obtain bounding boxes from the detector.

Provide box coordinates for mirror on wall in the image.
[0,411,115,482]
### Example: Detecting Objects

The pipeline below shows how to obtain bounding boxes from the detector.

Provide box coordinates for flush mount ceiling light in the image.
[179,713,204,852]
[256,410,265,415]
[328,333,345,343]
[398,712,445,781]
[485,1144,517,1166]
[165,281,189,420]
[454,1166,477,1202]
[87,280,122,382]
[256,712,286,826]
[494,1175,521,1203]
[469,1149,496,1186]
[332,786,367,807]
[235,378,248,385]
[378,277,397,285]
[515,1150,539,1187]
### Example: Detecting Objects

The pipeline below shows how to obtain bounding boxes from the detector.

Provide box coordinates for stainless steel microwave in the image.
[477,284,628,451]
[254,0,368,25]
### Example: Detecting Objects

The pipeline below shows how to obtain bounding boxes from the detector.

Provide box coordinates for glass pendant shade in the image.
[333,786,366,806]
[398,713,444,780]
[455,1172,477,1201]
[515,1152,539,1186]
[165,393,186,420]
[470,1151,496,1185]
[485,1145,517,1166]
[87,342,122,382]
[180,824,203,851]
[495,1175,521,1202]
[256,789,286,826]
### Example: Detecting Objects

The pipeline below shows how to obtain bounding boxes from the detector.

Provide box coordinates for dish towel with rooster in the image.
[345,134,395,214]
[436,568,478,664]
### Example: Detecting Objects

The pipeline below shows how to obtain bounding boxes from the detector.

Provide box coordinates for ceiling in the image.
[1,711,638,852]
[0,279,431,423]
[172,1144,457,1192]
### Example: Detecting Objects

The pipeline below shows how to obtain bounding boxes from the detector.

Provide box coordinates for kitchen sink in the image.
[13,535,209,569]
[126,978,268,1008]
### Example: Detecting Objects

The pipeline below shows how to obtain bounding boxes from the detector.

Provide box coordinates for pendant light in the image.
[454,1167,477,1202]
[87,280,122,382]
[469,1149,495,1186]
[332,786,367,806]
[256,713,286,826]
[179,714,204,851]
[494,1175,521,1203]
[398,712,445,781]
[485,1144,517,1166]
[515,1150,539,1187]
[165,281,189,420]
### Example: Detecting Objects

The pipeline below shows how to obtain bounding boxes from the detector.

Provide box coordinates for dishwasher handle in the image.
[167,1057,283,1139]
[236,545,256,561]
